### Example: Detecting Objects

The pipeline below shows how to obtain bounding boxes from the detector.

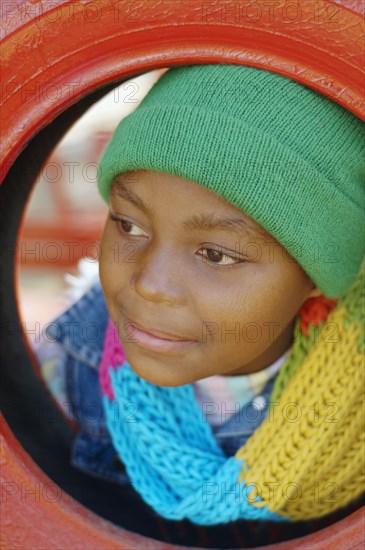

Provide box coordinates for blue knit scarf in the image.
[102,360,286,525]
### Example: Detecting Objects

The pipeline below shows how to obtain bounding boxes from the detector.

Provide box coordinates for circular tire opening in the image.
[1,1,364,546]
[1,77,364,549]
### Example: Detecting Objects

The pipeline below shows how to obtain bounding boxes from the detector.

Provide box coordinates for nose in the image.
[130,241,186,307]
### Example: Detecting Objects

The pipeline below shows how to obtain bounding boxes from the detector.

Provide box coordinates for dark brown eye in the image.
[198,246,242,269]
[109,214,147,237]
[121,219,133,233]
[206,248,223,262]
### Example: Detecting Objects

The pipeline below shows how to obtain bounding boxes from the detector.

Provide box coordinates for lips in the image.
[125,317,195,342]
[122,315,198,354]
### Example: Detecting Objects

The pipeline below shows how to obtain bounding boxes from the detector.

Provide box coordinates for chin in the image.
[125,354,189,388]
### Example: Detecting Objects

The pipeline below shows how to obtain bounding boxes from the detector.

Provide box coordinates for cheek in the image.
[99,222,124,296]
[200,259,304,324]
[270,268,313,321]
[198,282,255,326]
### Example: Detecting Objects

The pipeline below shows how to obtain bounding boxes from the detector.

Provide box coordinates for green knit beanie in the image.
[97,64,365,299]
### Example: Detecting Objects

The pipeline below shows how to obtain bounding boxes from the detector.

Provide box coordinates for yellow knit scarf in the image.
[236,257,365,521]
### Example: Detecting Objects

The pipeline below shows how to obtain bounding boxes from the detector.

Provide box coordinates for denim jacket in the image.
[36,281,278,489]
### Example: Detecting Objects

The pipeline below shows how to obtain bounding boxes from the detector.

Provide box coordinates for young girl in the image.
[35,63,364,545]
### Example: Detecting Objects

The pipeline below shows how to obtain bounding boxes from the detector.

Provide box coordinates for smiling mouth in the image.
[126,316,194,341]
[124,317,198,353]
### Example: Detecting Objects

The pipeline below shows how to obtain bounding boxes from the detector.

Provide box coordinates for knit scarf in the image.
[99,259,365,525]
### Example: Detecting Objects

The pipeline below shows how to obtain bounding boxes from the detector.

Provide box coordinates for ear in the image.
[307,285,322,299]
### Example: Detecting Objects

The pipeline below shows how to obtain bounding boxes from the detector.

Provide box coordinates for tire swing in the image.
[1,1,364,548]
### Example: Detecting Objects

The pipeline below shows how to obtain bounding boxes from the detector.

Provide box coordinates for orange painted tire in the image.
[1,1,364,548]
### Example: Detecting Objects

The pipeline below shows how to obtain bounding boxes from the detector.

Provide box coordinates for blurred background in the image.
[18,68,167,344]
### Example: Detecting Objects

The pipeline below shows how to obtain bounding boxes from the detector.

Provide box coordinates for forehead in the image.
[110,170,273,241]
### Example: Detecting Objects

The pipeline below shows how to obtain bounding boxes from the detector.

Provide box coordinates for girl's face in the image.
[99,169,318,387]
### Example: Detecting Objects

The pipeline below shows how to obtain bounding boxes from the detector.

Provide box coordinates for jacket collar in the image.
[45,282,109,369]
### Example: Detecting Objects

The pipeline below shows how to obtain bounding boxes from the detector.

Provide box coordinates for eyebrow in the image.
[182,213,266,240]
[111,176,268,240]
[111,175,147,212]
